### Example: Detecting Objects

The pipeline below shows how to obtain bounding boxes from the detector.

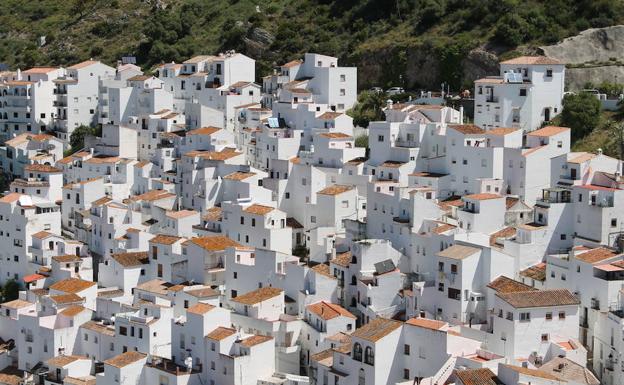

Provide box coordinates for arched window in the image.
[351,255,357,264]
[351,275,357,285]
[364,346,374,365]
[353,343,362,361]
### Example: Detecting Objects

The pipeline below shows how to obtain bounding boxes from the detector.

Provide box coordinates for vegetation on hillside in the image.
[559,93,602,141]
[1,0,624,89]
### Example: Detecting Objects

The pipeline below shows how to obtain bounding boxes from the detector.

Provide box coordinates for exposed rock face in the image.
[461,48,499,85]
[541,26,624,64]
[540,25,624,89]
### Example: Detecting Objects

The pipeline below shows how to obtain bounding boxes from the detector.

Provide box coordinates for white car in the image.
[386,87,405,95]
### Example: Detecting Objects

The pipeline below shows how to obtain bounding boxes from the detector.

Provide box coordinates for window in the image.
[378,135,384,142]
[541,333,549,342]
[119,326,127,336]
[233,272,238,279]
[353,343,362,361]
[519,312,531,322]
[364,346,374,365]
[403,369,410,380]
[545,312,552,320]
[519,89,527,96]
[404,344,410,355]
[340,74,346,82]
[559,311,566,319]
[612,218,617,227]
[546,69,553,77]
[285,192,290,199]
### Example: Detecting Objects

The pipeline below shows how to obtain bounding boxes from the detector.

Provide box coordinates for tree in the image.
[347,91,386,128]
[2,279,20,302]
[560,92,602,141]
[69,124,100,154]
[355,135,369,148]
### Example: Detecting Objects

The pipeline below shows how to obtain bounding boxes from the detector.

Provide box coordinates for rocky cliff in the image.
[540,26,624,90]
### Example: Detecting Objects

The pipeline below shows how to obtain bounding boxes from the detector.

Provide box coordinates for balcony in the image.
[591,298,600,310]
[395,139,419,148]
[589,196,614,208]
[148,356,201,375]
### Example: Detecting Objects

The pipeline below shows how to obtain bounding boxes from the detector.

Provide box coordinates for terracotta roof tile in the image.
[464,193,502,201]
[49,278,96,294]
[203,207,222,222]
[24,164,62,173]
[206,327,236,341]
[243,204,275,215]
[32,230,53,239]
[52,255,81,263]
[240,335,273,347]
[455,368,502,385]
[489,227,516,247]
[500,364,562,381]
[437,244,480,260]
[2,299,33,309]
[49,293,84,305]
[104,351,146,368]
[46,355,87,367]
[81,320,115,336]
[307,301,356,320]
[130,190,176,202]
[223,171,256,181]
[319,132,351,139]
[184,148,242,161]
[317,185,354,196]
[231,287,283,305]
[311,263,335,279]
[166,210,198,219]
[497,289,579,308]
[318,112,344,120]
[351,318,402,342]
[150,234,183,245]
[185,287,219,298]
[111,252,149,267]
[487,276,537,294]
[520,263,546,282]
[527,126,569,137]
[187,127,221,136]
[187,303,216,315]
[500,56,563,65]
[449,124,485,135]
[330,251,352,268]
[60,305,88,317]
[405,317,447,331]
[184,236,240,251]
[575,247,619,264]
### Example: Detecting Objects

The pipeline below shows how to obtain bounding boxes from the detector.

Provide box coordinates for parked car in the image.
[386,87,405,95]
[369,87,384,94]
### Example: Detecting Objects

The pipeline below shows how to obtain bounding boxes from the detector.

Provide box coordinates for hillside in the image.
[1,0,624,90]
